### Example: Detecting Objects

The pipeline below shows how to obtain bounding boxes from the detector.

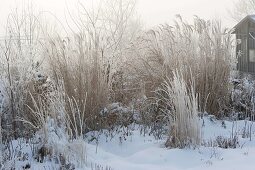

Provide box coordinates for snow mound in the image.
[85,116,255,170]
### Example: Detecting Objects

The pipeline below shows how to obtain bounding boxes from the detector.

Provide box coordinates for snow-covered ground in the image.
[85,116,255,170]
[2,116,255,170]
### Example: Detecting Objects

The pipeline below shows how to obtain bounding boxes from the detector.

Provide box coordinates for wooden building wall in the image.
[248,22,255,72]
[236,20,248,72]
[236,20,255,73]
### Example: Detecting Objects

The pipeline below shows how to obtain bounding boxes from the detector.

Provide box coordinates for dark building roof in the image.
[233,15,255,33]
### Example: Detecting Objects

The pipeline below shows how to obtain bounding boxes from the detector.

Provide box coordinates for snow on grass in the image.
[2,116,255,170]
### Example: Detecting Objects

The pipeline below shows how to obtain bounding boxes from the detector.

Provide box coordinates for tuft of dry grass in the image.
[128,16,233,117]
[159,70,200,148]
[44,34,111,132]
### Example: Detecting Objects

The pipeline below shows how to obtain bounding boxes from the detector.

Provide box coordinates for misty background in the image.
[0,0,236,37]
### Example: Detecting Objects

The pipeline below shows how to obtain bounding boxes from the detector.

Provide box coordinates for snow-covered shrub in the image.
[99,103,134,129]
[1,139,33,170]
[2,70,87,167]
[159,70,200,148]
[17,84,87,169]
[0,83,4,165]
[0,121,86,170]
[202,135,239,149]
[90,163,114,170]
[230,77,255,120]
[215,136,239,149]
[133,97,169,140]
[33,118,86,169]
[0,7,47,141]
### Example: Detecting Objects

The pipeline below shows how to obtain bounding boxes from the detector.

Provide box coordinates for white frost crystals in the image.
[0,79,7,168]
[159,70,200,148]
[0,84,3,169]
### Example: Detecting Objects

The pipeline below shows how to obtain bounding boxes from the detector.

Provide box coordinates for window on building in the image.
[249,49,255,62]
[236,39,242,45]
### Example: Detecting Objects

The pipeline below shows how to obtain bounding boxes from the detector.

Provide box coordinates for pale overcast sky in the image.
[0,0,237,36]
[137,0,236,27]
